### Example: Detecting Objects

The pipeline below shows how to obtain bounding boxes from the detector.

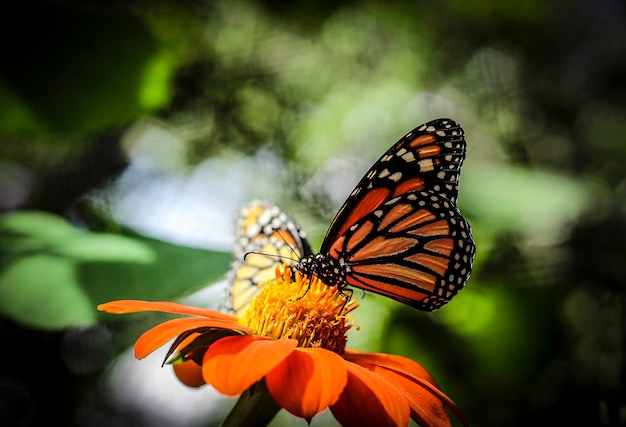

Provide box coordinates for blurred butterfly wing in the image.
[321,118,466,254]
[221,200,313,315]
[227,237,298,315]
[325,191,475,311]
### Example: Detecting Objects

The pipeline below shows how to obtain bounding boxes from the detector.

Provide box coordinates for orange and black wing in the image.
[325,191,475,310]
[321,118,466,253]
[321,118,474,310]
[221,200,313,316]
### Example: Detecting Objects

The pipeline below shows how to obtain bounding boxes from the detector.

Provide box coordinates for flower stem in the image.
[220,380,281,427]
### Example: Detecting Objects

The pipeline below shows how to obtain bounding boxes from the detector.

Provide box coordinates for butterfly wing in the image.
[325,191,475,310]
[319,118,474,310]
[321,118,466,254]
[221,200,313,315]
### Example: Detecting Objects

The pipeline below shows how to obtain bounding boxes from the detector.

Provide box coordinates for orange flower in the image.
[98,267,466,427]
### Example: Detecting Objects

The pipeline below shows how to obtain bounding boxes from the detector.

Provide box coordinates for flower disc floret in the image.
[238,266,358,353]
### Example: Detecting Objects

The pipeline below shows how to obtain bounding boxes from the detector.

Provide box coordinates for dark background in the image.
[1,1,624,426]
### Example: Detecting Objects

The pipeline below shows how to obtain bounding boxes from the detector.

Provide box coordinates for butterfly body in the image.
[294,253,346,290]
[224,118,475,314]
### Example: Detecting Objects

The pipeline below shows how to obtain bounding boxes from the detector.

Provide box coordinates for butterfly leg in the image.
[338,287,353,315]
[296,272,313,301]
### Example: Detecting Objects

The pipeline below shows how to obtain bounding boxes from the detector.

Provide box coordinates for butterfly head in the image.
[295,253,347,291]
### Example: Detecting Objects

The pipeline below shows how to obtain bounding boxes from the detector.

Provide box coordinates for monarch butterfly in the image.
[222,118,475,313]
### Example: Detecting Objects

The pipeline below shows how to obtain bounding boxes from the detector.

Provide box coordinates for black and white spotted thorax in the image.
[295,254,347,289]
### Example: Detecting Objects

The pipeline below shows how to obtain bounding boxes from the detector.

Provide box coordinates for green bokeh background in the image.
[1,1,624,426]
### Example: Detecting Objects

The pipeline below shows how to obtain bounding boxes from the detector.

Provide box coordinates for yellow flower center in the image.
[238,265,359,354]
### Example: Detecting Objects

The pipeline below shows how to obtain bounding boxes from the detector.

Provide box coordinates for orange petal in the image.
[330,362,410,427]
[367,365,453,427]
[265,348,348,420]
[202,335,297,396]
[98,300,238,322]
[343,349,438,385]
[134,317,250,359]
[173,360,206,388]
[346,351,466,427]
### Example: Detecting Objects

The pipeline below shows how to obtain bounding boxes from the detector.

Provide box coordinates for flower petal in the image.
[330,362,410,427]
[366,365,454,427]
[346,350,466,427]
[134,317,250,359]
[343,349,437,385]
[265,348,348,420]
[202,335,297,396]
[168,332,206,388]
[173,360,206,388]
[98,300,238,321]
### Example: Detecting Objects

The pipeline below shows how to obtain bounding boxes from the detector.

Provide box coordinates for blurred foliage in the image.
[0,211,230,329]
[0,2,174,137]
[1,0,625,426]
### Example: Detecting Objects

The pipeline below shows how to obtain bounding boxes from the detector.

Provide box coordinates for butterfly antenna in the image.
[243,251,299,264]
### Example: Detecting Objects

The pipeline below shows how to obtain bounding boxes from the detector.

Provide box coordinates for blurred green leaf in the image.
[462,164,589,238]
[0,211,231,330]
[0,75,50,137]
[0,255,94,329]
[138,51,176,110]
[81,233,232,309]
[1,210,76,241]
[53,234,156,263]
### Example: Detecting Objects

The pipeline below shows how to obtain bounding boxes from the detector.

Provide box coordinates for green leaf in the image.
[0,255,95,329]
[53,234,156,263]
[0,210,77,242]
[81,233,232,308]
[462,164,589,237]
[0,211,231,330]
